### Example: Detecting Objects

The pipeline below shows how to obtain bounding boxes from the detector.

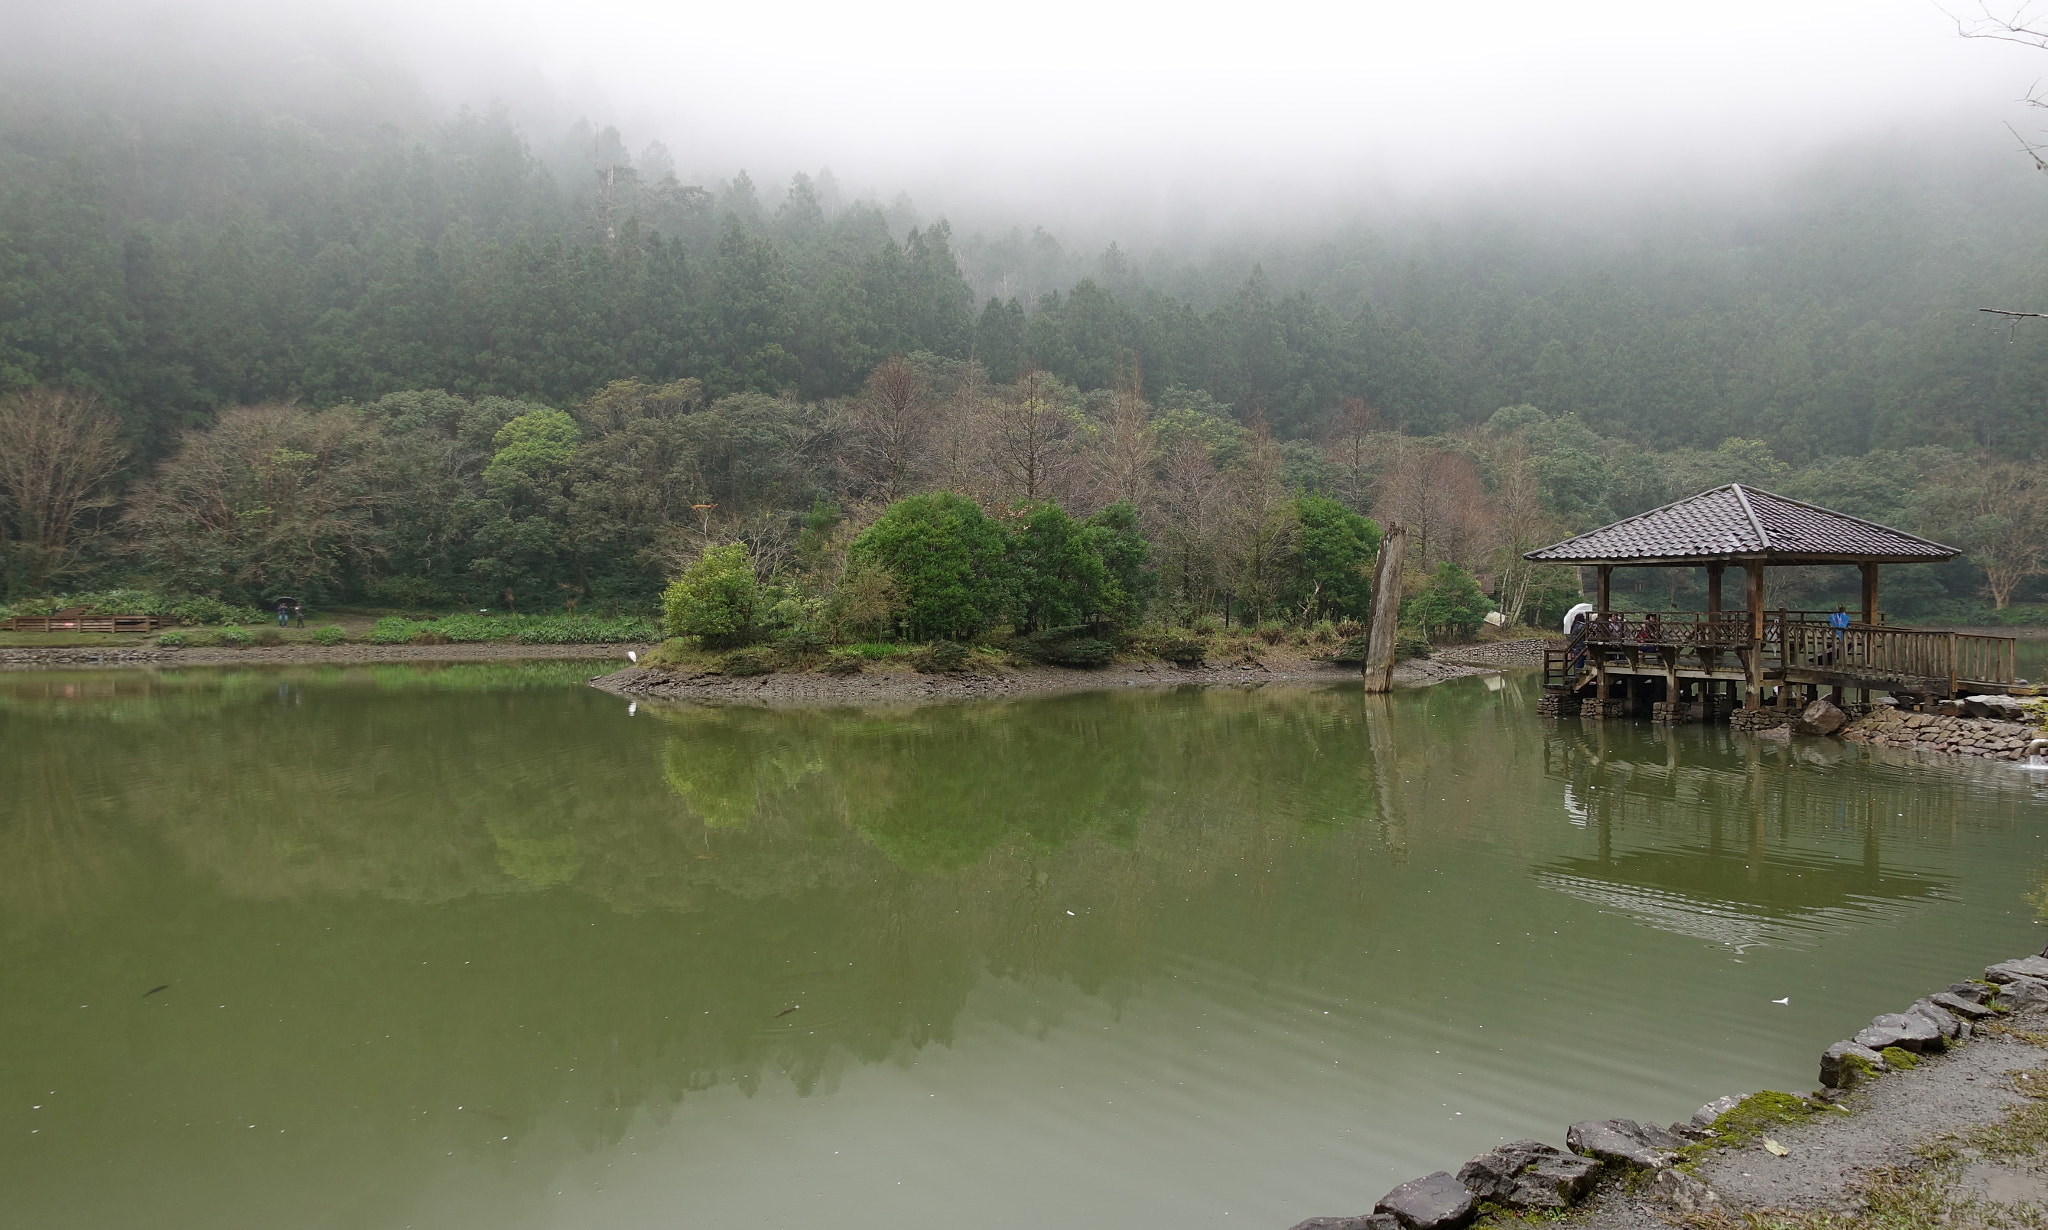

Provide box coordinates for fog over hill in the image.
[8,0,2048,621]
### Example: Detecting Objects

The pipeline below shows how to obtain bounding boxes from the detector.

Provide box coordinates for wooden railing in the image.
[1,614,164,633]
[1576,610,2019,689]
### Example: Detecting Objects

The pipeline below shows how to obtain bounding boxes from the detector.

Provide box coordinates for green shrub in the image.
[1395,631,1433,661]
[156,630,189,647]
[663,544,758,648]
[914,641,970,673]
[1329,635,1370,664]
[312,625,346,645]
[367,616,419,644]
[849,492,1009,641]
[364,613,654,645]
[254,627,284,646]
[773,629,829,665]
[820,653,863,675]
[1019,626,1116,668]
[1135,630,1207,664]
[646,638,695,667]
[4,590,264,626]
[716,647,776,677]
[216,627,254,647]
[846,642,901,660]
[1406,562,1491,643]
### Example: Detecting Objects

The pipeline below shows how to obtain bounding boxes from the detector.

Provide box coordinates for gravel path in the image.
[1575,1007,2048,1229]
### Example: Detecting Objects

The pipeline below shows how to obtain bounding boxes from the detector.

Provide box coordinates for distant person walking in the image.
[293,601,305,628]
[276,599,291,627]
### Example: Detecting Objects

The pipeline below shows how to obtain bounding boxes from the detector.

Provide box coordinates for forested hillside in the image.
[6,42,2048,626]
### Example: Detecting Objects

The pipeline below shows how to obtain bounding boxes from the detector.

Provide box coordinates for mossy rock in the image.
[716,647,777,677]
[1705,1091,1825,1146]
[913,641,970,673]
[1880,1046,1920,1071]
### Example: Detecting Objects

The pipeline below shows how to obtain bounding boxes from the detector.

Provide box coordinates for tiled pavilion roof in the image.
[1523,484,1959,566]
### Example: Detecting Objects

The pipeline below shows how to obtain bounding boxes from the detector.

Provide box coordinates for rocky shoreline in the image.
[1290,949,2048,1229]
[1840,694,2047,762]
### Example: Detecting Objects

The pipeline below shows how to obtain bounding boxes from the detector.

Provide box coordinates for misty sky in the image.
[18,0,2048,233]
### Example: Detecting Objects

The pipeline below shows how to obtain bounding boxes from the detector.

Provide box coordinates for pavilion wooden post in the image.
[1361,524,1406,694]
[1594,565,1613,704]
[1857,562,1880,704]
[1744,562,1765,709]
[1705,563,1725,683]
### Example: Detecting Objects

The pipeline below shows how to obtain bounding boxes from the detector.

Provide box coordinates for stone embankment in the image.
[1287,951,2048,1229]
[1841,694,2047,762]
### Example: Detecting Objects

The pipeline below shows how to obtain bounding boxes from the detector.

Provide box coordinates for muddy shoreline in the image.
[0,637,1545,701]
[587,640,1542,707]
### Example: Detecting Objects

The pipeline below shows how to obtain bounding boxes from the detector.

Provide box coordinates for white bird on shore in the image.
[627,650,638,664]
[1771,997,1790,1005]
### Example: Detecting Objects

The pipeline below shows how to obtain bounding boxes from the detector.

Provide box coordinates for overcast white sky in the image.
[20,0,2048,231]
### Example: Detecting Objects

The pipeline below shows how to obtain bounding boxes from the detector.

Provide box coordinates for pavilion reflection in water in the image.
[1535,723,1955,951]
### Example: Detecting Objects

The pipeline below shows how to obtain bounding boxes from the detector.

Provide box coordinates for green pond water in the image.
[4,663,2048,1230]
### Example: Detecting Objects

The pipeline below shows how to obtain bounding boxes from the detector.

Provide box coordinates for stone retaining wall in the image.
[1842,707,2045,761]
[1284,950,2045,1230]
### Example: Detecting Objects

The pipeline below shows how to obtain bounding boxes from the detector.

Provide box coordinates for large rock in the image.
[1854,1011,1944,1053]
[1691,1093,1748,1127]
[1910,999,1963,1040]
[1373,1172,1475,1229]
[1819,1041,1888,1089]
[1986,956,2048,984]
[1456,1141,1599,1210]
[1286,1218,1398,1230]
[2000,975,2048,1013]
[1644,1168,1721,1215]
[1799,697,1848,735]
[1566,1119,1677,1170]
[1931,990,1997,1020]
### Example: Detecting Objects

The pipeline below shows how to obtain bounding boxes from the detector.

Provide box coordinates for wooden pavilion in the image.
[1524,484,2024,722]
